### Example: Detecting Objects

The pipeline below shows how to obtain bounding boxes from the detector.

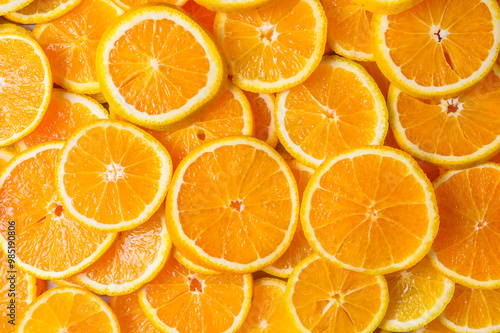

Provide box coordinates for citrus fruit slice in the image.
[182,0,215,35]
[389,66,500,169]
[358,61,390,99]
[17,286,120,332]
[214,0,327,93]
[173,248,221,275]
[372,0,500,98]
[112,0,186,10]
[89,92,107,104]
[302,146,439,274]
[0,33,51,147]
[194,0,278,12]
[439,284,500,333]
[244,91,278,148]
[351,0,423,14]
[263,158,314,278]
[0,142,116,279]
[55,120,173,232]
[33,0,123,95]
[285,254,389,333]
[321,0,374,61]
[72,205,171,295]
[110,291,162,333]
[0,22,31,36]
[4,0,83,24]
[0,147,15,169]
[430,164,500,289]
[0,0,34,15]
[380,257,455,331]
[166,136,299,273]
[15,89,109,151]
[275,55,388,168]
[239,278,298,332]
[97,4,226,131]
[411,319,455,333]
[138,255,253,333]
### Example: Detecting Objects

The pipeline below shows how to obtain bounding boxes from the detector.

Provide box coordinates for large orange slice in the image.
[301,146,439,274]
[214,0,327,93]
[97,4,226,131]
[55,120,173,232]
[244,91,278,148]
[166,136,299,273]
[0,142,116,279]
[4,0,83,24]
[430,164,500,289]
[372,0,500,98]
[138,255,253,333]
[110,291,162,333]
[285,254,389,333]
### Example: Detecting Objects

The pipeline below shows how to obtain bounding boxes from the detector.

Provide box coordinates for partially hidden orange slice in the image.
[0,0,35,15]
[0,147,15,169]
[112,0,186,10]
[358,61,390,99]
[4,0,83,24]
[411,319,455,333]
[182,0,215,35]
[194,0,279,12]
[351,0,423,14]
[110,291,162,333]
[173,248,221,275]
[244,91,278,148]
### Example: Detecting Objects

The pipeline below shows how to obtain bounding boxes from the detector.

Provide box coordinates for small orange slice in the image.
[17,286,120,332]
[183,0,215,35]
[109,291,162,333]
[138,255,253,333]
[285,254,389,333]
[411,319,455,333]
[4,0,83,24]
[244,91,278,148]
[112,0,186,10]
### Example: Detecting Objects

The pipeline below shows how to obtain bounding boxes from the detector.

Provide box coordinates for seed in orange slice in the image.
[32,0,122,95]
[214,0,327,93]
[182,0,215,35]
[138,255,253,333]
[411,319,455,333]
[0,147,15,169]
[110,291,162,333]
[112,0,186,10]
[56,120,173,232]
[97,4,226,131]
[302,146,439,274]
[17,286,120,333]
[372,0,500,98]
[430,164,500,289]
[4,0,83,24]
[173,248,221,275]
[244,91,278,148]
[0,142,116,279]
[351,0,423,14]
[285,254,389,333]
[276,55,388,168]
[194,0,279,12]
[439,284,500,333]
[358,61,390,99]
[0,33,51,147]
[15,89,109,151]
[321,0,374,61]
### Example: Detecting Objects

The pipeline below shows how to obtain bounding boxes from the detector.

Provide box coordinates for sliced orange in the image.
[214,0,327,93]
[0,22,32,36]
[97,4,226,131]
[321,0,374,61]
[244,91,278,148]
[302,146,439,274]
[109,291,162,333]
[194,0,279,12]
[55,120,173,232]
[238,278,298,332]
[166,136,299,273]
[17,286,120,332]
[389,66,500,169]
[0,33,51,147]
[0,0,34,15]
[138,255,253,333]
[411,319,455,333]
[0,142,116,279]
[439,284,500,333]
[4,0,83,24]
[0,147,15,169]
[430,164,500,289]
[173,248,221,275]
[358,61,390,99]
[351,0,423,14]
[276,55,388,168]
[15,88,109,151]
[112,0,186,10]
[285,254,389,333]
[372,0,500,98]
[182,0,215,35]
[380,257,455,331]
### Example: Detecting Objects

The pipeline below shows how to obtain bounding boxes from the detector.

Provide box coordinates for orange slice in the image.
[430,164,500,289]
[4,0,83,24]
[0,33,51,147]
[351,0,423,14]
[55,120,173,232]
[97,4,226,131]
[72,205,172,295]
[17,286,120,332]
[285,254,389,333]
[0,0,34,15]
[166,136,299,273]
[321,0,374,61]
[244,91,278,148]
[389,66,500,169]
[173,248,221,275]
[112,0,186,10]
[15,88,109,151]
[138,255,253,333]
[110,291,161,333]
[276,55,388,168]
[372,0,500,98]
[32,0,122,95]
[411,319,455,333]
[0,22,31,35]
[239,278,297,332]
[358,61,390,99]
[0,142,116,279]
[182,0,215,35]
[302,146,439,274]
[380,257,455,331]
[439,284,500,333]
[214,0,327,93]
[0,147,15,169]
[194,0,279,12]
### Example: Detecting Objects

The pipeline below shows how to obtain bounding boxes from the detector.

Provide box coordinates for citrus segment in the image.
[194,0,279,12]
[352,0,423,14]
[182,0,215,34]
[4,0,83,24]
[244,91,278,148]
[109,291,162,333]
[412,319,455,333]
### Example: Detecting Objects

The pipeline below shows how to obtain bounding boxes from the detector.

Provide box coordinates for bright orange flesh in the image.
[359,61,389,99]
[7,0,82,23]
[183,0,215,34]
[244,91,277,148]
[109,291,161,333]
[414,319,455,333]
[139,255,252,333]
[112,0,185,10]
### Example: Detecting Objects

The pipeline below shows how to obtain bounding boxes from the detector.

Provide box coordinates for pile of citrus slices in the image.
[2,0,500,332]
